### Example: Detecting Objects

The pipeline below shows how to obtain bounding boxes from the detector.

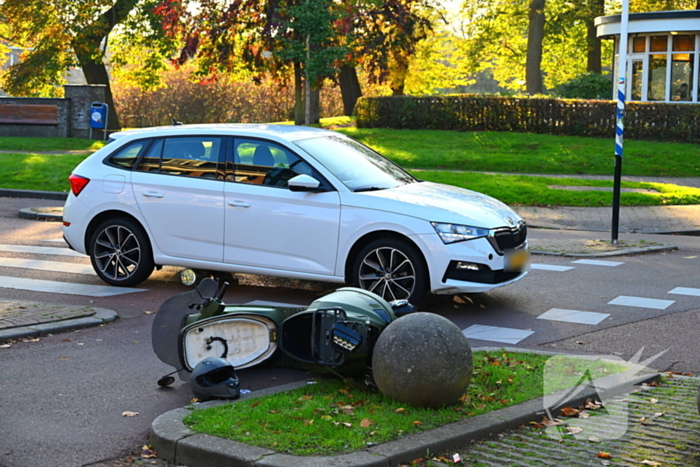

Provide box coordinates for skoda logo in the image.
[506,217,514,226]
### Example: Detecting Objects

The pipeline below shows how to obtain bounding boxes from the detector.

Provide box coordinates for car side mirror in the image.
[288,174,322,192]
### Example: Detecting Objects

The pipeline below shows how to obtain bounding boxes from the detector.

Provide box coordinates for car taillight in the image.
[69,174,90,196]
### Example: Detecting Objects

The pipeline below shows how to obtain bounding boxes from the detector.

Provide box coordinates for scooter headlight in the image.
[180,268,197,286]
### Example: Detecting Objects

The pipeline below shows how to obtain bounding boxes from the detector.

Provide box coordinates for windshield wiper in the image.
[353,186,388,193]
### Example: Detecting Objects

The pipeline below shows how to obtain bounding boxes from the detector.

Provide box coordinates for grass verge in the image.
[183,350,628,456]
[0,152,89,192]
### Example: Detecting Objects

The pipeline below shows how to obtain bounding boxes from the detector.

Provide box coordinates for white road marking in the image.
[571,259,624,267]
[530,264,575,272]
[462,324,534,345]
[668,287,700,297]
[608,295,675,310]
[0,244,85,257]
[0,276,146,297]
[537,308,609,325]
[42,238,67,243]
[0,258,94,275]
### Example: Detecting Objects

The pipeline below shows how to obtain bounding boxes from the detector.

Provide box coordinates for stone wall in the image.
[0,84,107,139]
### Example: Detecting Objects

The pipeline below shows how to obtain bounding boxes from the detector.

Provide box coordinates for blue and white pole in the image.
[612,0,630,244]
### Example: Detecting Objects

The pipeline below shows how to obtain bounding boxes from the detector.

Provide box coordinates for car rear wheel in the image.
[353,238,428,305]
[89,218,154,287]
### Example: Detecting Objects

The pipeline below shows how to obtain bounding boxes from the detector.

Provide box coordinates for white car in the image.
[62,123,528,304]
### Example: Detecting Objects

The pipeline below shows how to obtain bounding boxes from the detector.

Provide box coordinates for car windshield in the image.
[294,135,417,192]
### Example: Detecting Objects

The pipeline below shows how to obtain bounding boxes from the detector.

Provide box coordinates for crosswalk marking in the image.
[42,238,67,243]
[537,308,609,325]
[608,295,675,310]
[572,259,624,267]
[0,258,94,275]
[462,324,534,345]
[0,276,146,297]
[0,244,85,257]
[668,287,700,297]
[530,264,575,272]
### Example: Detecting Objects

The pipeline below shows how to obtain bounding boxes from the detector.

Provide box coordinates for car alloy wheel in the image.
[89,218,154,286]
[355,239,428,304]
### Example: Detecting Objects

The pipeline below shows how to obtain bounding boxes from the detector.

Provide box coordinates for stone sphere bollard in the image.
[371,312,473,408]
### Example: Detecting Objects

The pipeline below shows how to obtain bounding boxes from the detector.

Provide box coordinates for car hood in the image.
[343,181,523,229]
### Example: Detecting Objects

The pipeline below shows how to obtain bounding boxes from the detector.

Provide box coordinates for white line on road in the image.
[530,264,575,272]
[608,295,675,310]
[462,324,534,345]
[572,259,624,267]
[537,308,609,325]
[0,244,85,257]
[668,287,700,297]
[0,257,94,275]
[0,276,146,297]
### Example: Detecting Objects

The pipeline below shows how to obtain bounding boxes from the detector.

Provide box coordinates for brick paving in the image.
[432,375,700,467]
[0,299,95,330]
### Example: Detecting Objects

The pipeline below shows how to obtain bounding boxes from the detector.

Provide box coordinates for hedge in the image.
[354,95,700,143]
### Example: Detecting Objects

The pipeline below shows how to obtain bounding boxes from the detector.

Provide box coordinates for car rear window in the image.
[106,140,150,169]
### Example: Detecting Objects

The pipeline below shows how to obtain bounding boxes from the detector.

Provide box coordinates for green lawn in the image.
[183,350,629,456]
[0,123,698,206]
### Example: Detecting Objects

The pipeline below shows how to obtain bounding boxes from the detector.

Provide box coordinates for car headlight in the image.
[431,222,490,244]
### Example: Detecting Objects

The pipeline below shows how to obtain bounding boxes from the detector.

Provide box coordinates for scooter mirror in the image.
[158,376,176,387]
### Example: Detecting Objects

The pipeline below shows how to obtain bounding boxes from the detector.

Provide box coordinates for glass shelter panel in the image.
[673,35,694,52]
[671,54,693,101]
[632,37,646,53]
[650,36,668,52]
[630,60,644,101]
[648,54,667,101]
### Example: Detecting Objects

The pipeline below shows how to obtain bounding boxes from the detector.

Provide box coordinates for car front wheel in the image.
[89,218,154,287]
[352,238,428,305]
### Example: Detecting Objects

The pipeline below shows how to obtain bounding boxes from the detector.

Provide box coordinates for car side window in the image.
[136,136,223,179]
[106,140,150,169]
[231,138,319,188]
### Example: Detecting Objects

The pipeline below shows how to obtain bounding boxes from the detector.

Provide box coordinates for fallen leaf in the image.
[413,421,422,426]
[298,395,313,401]
[576,341,585,345]
[649,398,658,404]
[122,411,139,417]
[589,436,600,443]
[321,415,333,421]
[304,419,314,426]
[529,421,543,428]
[640,461,659,466]
[585,400,601,410]
[639,417,649,425]
[143,310,155,315]
[597,452,612,459]
[579,411,590,419]
[395,408,406,413]
[566,427,583,434]
[360,418,372,428]
[683,256,697,259]
[653,412,664,418]
[141,445,157,458]
[541,416,562,427]
[251,401,260,408]
[560,407,580,417]
[0,344,11,349]
[342,422,352,427]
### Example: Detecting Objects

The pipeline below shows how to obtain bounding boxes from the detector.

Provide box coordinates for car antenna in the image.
[172,117,183,126]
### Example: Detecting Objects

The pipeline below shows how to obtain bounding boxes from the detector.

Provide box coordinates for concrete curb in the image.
[0,307,118,343]
[530,244,679,257]
[0,188,68,201]
[150,352,660,467]
[18,207,64,221]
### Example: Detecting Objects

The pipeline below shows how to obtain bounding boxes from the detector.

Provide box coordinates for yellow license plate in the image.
[505,249,530,271]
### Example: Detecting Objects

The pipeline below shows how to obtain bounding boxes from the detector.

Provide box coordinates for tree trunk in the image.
[526,0,546,95]
[294,62,304,125]
[310,88,320,124]
[339,65,362,116]
[80,60,121,130]
[585,0,604,73]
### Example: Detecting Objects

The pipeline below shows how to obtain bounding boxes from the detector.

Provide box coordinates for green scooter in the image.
[152,278,415,388]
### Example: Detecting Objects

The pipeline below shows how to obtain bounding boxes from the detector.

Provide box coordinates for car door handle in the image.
[142,191,164,198]
[227,200,251,208]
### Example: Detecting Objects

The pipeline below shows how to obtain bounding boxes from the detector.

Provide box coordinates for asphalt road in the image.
[1,196,700,466]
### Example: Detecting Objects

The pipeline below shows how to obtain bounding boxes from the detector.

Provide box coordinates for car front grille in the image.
[489,223,527,254]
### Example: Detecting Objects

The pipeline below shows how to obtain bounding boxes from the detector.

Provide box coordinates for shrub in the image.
[556,72,613,100]
[112,67,344,128]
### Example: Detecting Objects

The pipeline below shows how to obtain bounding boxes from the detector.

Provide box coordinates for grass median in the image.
[182,350,629,456]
